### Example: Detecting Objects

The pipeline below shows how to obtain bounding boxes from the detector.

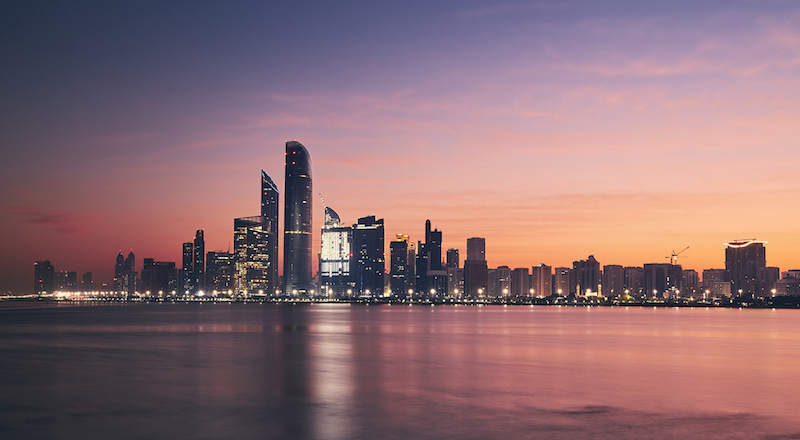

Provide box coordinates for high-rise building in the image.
[624,267,644,296]
[113,252,125,292]
[463,237,488,298]
[724,239,767,298]
[261,170,279,292]
[206,251,234,294]
[511,268,530,297]
[141,258,177,296]
[352,215,384,296]
[283,141,314,294]
[446,248,459,269]
[643,263,683,297]
[602,264,624,298]
[416,220,443,294]
[193,230,205,293]
[466,237,486,261]
[234,216,271,295]
[531,264,552,297]
[489,266,511,297]
[571,255,600,296]
[319,207,353,297]
[81,272,95,292]
[390,235,410,297]
[553,267,570,296]
[182,242,194,293]
[34,260,54,294]
[123,251,135,296]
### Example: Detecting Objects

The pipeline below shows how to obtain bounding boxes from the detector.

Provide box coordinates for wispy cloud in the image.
[2,207,104,236]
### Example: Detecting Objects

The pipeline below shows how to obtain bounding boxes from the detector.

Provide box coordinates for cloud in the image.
[2,207,104,236]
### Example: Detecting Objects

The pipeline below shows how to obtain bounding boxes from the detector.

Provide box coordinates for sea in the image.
[2,302,800,439]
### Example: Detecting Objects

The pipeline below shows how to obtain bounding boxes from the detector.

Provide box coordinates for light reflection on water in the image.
[2,302,800,439]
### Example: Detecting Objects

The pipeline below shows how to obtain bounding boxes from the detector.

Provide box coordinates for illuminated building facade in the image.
[319,207,353,297]
[283,141,314,294]
[234,216,272,295]
[724,239,767,298]
[352,215,384,296]
[261,170,279,293]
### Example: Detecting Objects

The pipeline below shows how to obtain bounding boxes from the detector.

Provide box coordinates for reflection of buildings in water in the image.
[309,305,355,439]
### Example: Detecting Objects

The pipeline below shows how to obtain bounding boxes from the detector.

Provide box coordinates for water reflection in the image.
[3,303,800,439]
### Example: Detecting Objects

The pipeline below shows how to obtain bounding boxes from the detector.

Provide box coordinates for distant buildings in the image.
[34,260,54,294]
[261,170,279,293]
[571,255,600,296]
[464,237,488,298]
[390,235,411,297]
[352,215,385,296]
[724,239,767,298]
[531,264,552,297]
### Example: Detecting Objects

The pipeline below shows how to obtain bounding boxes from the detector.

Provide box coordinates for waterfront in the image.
[2,302,800,439]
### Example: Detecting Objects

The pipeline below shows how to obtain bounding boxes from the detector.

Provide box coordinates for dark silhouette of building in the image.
[182,242,193,293]
[624,266,644,297]
[725,239,767,298]
[113,252,125,291]
[464,237,488,298]
[234,216,271,295]
[603,264,624,298]
[206,251,234,294]
[261,170,279,293]
[446,248,459,268]
[643,263,683,297]
[390,235,410,297]
[34,260,54,294]
[511,268,530,297]
[352,215,384,296]
[115,251,136,296]
[283,141,314,294]
[571,255,600,296]
[466,237,485,261]
[415,220,442,294]
[193,230,205,293]
[319,207,353,297]
[141,258,177,296]
[82,272,95,291]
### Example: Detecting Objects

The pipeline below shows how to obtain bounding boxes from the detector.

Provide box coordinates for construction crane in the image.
[666,246,689,265]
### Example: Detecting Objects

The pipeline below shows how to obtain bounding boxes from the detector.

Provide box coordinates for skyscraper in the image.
[571,255,600,296]
[319,207,353,297]
[283,141,314,294]
[464,237,487,298]
[446,248,459,268]
[234,216,271,295]
[34,260,54,294]
[466,237,486,261]
[261,170,279,292]
[725,239,767,298]
[193,230,205,293]
[182,242,193,293]
[352,215,384,296]
[390,235,410,297]
[531,264,552,297]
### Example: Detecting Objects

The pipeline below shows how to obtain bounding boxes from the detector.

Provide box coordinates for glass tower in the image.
[283,141,315,294]
[261,170,279,294]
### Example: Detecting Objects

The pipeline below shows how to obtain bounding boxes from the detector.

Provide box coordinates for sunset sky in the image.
[2,1,800,294]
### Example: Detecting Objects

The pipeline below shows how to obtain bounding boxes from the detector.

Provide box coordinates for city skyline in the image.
[3,1,800,294]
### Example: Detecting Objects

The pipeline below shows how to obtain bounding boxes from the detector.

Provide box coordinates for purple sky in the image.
[2,1,800,294]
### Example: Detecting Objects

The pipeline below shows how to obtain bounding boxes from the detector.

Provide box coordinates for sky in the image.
[1,0,800,294]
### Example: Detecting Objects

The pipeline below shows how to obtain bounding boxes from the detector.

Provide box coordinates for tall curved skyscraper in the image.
[283,141,315,294]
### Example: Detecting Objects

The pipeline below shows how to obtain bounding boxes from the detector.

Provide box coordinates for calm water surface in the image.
[2,302,800,439]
